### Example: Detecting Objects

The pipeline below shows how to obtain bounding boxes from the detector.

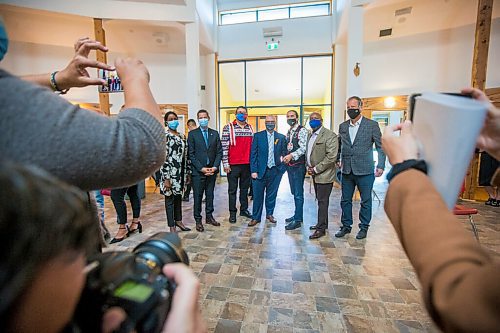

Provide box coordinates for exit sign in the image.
[267,42,279,51]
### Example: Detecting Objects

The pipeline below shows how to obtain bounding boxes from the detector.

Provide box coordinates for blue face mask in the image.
[198,118,209,128]
[236,113,247,122]
[0,21,9,61]
[266,123,275,131]
[309,119,321,129]
[167,120,179,130]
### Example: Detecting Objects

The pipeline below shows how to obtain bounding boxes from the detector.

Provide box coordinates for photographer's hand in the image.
[382,120,419,165]
[21,37,113,91]
[462,87,500,160]
[162,264,206,333]
[115,57,162,124]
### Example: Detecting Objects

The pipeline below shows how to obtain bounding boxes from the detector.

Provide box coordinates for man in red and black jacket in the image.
[221,106,254,223]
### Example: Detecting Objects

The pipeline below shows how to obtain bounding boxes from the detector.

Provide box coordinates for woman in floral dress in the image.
[160,111,191,232]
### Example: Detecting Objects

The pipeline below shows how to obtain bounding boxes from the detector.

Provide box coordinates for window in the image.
[219,1,330,25]
[258,8,289,22]
[290,3,330,18]
[220,11,256,25]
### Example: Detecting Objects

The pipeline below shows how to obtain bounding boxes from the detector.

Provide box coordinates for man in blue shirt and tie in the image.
[248,115,287,226]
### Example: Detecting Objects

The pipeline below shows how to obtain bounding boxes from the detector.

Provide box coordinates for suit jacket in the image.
[385,169,500,333]
[338,117,386,175]
[250,130,287,180]
[306,127,338,184]
[187,127,222,176]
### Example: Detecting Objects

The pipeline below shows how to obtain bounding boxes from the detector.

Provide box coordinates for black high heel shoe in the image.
[128,221,142,235]
[109,225,129,244]
[175,221,191,231]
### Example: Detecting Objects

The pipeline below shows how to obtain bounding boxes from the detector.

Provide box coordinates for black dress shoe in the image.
[266,215,277,223]
[309,230,326,239]
[309,225,318,230]
[206,216,220,226]
[285,220,302,230]
[229,212,237,224]
[335,226,351,238]
[485,198,494,206]
[285,216,295,223]
[240,210,252,218]
[356,229,368,239]
[195,223,204,232]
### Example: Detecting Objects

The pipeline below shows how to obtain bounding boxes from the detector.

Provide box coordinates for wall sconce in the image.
[384,96,396,108]
[353,62,360,77]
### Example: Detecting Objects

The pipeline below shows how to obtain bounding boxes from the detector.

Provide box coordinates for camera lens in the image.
[132,232,189,269]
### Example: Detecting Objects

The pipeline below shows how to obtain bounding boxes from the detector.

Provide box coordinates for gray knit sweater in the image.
[0,69,166,191]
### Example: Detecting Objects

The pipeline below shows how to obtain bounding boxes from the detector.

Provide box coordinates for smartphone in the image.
[98,69,123,93]
[408,92,473,121]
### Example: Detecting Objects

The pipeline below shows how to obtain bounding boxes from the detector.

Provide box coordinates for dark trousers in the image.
[227,164,251,213]
[183,183,192,199]
[252,167,283,221]
[340,172,375,230]
[313,181,333,231]
[164,194,182,227]
[192,173,216,222]
[110,184,141,225]
[287,164,306,221]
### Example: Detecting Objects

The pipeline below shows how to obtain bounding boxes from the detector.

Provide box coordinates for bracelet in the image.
[386,159,427,182]
[50,71,69,95]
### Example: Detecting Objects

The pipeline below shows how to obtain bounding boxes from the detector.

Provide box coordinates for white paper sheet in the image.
[413,93,488,209]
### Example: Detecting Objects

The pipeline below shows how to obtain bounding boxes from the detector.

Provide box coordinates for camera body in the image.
[71,232,189,333]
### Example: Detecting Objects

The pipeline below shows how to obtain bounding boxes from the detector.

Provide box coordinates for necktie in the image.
[268,133,275,168]
[203,130,209,165]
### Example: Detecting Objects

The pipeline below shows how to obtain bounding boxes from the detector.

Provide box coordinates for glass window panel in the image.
[290,4,330,18]
[219,62,245,107]
[220,11,257,25]
[258,8,289,21]
[302,56,332,105]
[246,58,301,106]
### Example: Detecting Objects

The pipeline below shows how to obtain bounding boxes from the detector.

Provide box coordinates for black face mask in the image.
[347,108,360,120]
[287,119,297,126]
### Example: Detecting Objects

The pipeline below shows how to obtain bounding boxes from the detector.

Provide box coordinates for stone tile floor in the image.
[104,175,500,333]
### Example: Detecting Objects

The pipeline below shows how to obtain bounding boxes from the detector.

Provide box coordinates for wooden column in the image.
[463,0,493,200]
[93,18,110,116]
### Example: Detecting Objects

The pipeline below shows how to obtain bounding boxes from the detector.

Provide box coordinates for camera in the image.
[70,232,189,333]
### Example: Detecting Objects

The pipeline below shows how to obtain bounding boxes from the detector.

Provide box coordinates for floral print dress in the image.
[160,131,190,197]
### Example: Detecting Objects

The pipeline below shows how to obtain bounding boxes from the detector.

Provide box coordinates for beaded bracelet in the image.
[50,71,69,95]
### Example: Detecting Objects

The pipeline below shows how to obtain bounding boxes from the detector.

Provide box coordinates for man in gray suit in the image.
[336,96,386,239]
[305,112,338,239]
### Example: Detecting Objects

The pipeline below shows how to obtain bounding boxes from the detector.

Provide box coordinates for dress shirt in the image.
[348,116,363,144]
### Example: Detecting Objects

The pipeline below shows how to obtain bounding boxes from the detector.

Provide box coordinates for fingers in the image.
[102,307,127,333]
[162,263,200,305]
[79,76,107,86]
[383,122,403,136]
[75,39,109,57]
[461,87,489,102]
[400,120,413,136]
[77,56,114,71]
[74,37,90,52]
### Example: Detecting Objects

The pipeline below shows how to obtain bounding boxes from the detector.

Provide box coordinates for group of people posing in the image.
[119,96,385,241]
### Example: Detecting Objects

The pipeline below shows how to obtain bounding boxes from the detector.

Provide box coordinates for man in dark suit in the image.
[336,96,386,239]
[248,115,287,227]
[187,109,223,232]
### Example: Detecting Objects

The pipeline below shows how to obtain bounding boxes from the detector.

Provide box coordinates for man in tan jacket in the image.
[382,87,500,333]
[304,112,338,239]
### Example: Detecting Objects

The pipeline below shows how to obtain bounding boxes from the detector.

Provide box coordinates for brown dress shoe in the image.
[206,216,220,226]
[195,223,204,232]
[309,230,325,239]
[248,219,260,227]
[266,215,277,223]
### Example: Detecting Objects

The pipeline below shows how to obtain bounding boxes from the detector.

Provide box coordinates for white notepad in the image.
[413,93,488,209]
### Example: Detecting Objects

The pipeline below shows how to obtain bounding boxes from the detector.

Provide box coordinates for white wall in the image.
[218,15,334,60]
[1,41,192,114]
[361,18,500,98]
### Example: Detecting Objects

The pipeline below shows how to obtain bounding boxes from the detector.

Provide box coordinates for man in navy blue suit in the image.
[248,115,287,227]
